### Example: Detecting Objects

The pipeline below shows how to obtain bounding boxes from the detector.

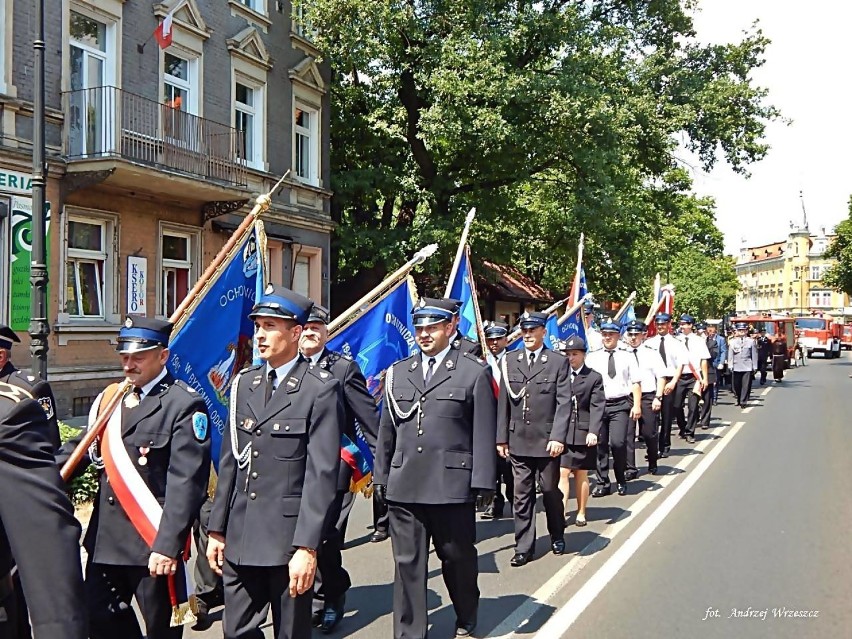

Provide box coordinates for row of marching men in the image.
[0,290,754,639]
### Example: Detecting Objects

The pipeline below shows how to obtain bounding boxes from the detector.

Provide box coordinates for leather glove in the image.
[373,484,387,510]
[474,489,495,510]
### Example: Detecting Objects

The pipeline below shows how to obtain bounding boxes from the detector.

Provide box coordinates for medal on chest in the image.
[138,446,150,466]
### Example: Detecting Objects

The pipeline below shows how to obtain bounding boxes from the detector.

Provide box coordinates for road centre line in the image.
[761,387,773,396]
[487,421,735,638]
[742,406,754,414]
[529,421,747,639]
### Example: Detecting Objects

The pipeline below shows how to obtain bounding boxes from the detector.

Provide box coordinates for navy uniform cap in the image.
[249,284,313,324]
[679,313,694,324]
[447,298,463,315]
[599,320,621,333]
[734,322,748,330]
[306,304,330,325]
[696,321,707,330]
[518,311,548,329]
[117,316,173,354]
[484,320,509,338]
[0,324,21,350]
[655,313,671,324]
[562,335,587,351]
[412,297,456,327]
[624,319,647,333]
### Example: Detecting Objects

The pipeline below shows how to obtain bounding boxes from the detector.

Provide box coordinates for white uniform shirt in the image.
[586,347,640,399]
[677,332,711,377]
[620,344,666,393]
[644,333,686,377]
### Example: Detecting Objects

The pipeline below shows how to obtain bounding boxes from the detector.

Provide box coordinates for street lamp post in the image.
[28,0,50,379]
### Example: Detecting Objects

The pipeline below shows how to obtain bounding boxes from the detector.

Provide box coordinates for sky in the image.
[688,1,851,255]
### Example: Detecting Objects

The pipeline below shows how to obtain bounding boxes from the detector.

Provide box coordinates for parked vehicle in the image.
[840,324,852,351]
[795,315,842,359]
[735,315,797,367]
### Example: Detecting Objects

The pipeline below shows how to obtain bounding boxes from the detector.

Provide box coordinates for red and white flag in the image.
[154,2,183,49]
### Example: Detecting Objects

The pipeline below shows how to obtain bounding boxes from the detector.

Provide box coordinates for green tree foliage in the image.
[303,0,780,310]
[821,197,852,296]
[668,248,739,318]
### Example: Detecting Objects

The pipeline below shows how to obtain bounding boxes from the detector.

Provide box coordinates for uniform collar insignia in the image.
[445,358,454,369]
[452,339,460,347]
[410,360,418,370]
[244,417,255,428]
[286,376,299,389]
[320,359,329,369]
[252,375,262,385]
[517,352,524,361]
[541,353,548,363]
[320,370,329,378]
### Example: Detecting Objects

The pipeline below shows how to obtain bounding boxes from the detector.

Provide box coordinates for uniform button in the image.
[525,420,530,425]
[249,492,257,500]
[149,440,155,445]
[273,424,280,431]
[251,472,258,479]
[461,461,466,467]
[449,393,453,397]
[255,428,262,436]
[284,425,290,431]
[253,450,259,458]
[420,397,426,403]
[107,496,115,505]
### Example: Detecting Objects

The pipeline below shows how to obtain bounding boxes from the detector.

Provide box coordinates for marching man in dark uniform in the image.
[728,322,759,408]
[0,383,87,639]
[643,313,685,458]
[58,317,211,639]
[0,324,60,449]
[374,297,496,639]
[557,335,604,527]
[482,320,513,520]
[621,321,666,474]
[299,303,380,634]
[497,311,570,566]
[207,286,343,639]
[755,327,772,385]
[586,321,641,496]
[674,315,710,444]
[450,299,483,357]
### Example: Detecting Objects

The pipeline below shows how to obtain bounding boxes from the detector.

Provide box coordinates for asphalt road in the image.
[185,355,850,638]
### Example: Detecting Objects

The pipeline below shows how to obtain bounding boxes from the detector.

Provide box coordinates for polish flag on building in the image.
[154,3,182,49]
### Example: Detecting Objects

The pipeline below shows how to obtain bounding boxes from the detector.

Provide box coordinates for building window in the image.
[292,254,310,298]
[292,0,315,39]
[234,80,265,169]
[62,213,117,320]
[294,103,319,186]
[810,265,821,280]
[159,226,199,318]
[163,52,199,147]
[289,246,322,300]
[68,10,115,156]
[240,0,265,12]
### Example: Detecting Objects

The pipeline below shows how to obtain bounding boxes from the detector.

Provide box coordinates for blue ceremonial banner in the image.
[448,249,478,340]
[327,278,417,470]
[545,308,587,349]
[618,303,636,334]
[167,221,266,469]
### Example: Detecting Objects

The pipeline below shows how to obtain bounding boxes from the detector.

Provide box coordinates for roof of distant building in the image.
[481,260,552,303]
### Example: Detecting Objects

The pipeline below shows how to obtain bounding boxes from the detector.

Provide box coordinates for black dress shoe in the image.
[551,536,566,555]
[648,466,659,475]
[624,470,639,481]
[659,450,669,459]
[311,609,324,628]
[370,529,389,543]
[455,620,477,637]
[616,483,627,496]
[686,435,696,444]
[510,552,533,567]
[591,485,610,498]
[191,601,213,632]
[321,595,346,634]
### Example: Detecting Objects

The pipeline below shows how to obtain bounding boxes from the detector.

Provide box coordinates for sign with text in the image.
[9,196,51,331]
[127,256,147,315]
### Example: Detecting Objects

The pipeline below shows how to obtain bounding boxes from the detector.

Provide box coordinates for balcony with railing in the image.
[62,86,248,190]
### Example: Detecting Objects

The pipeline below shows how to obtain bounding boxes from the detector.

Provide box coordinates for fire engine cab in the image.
[795,314,842,359]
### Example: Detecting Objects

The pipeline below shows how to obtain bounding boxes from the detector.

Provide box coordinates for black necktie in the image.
[528,352,536,370]
[264,370,276,405]
[607,350,616,379]
[632,348,640,365]
[425,357,436,384]
[659,336,668,366]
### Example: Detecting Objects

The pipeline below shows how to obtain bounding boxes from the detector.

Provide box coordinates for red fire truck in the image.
[795,315,842,359]
[840,324,852,351]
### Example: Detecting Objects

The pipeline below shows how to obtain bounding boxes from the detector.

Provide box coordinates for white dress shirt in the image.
[621,344,666,393]
[677,333,711,377]
[267,354,302,390]
[644,333,686,377]
[586,348,640,399]
[421,343,452,380]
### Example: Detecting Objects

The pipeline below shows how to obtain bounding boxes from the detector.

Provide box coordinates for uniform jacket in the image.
[705,336,720,384]
[314,348,379,491]
[58,374,211,565]
[565,365,605,446]
[709,334,727,369]
[0,384,87,639]
[453,331,483,358]
[0,361,60,450]
[209,360,343,566]
[374,348,497,504]
[496,348,571,456]
[727,336,759,372]
[756,335,772,359]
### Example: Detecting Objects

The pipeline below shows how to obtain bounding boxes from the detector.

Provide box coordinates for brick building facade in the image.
[0,0,332,419]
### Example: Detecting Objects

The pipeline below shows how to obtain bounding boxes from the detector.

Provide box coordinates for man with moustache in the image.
[373,297,496,638]
[299,304,379,634]
[207,286,343,639]
[481,320,513,520]
[58,317,211,639]
[643,313,685,458]
[497,312,570,566]
[585,321,642,496]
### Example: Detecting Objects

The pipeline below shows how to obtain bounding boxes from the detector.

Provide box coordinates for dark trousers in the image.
[387,502,478,639]
[493,454,514,515]
[677,377,701,437]
[509,455,564,554]
[192,498,223,606]
[221,560,312,639]
[85,561,183,639]
[658,378,674,451]
[732,371,752,406]
[596,397,631,487]
[698,382,715,428]
[313,490,353,613]
[638,394,659,469]
[758,356,769,384]
[374,490,389,534]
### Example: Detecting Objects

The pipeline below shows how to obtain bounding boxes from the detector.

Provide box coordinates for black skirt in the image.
[561,444,597,470]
